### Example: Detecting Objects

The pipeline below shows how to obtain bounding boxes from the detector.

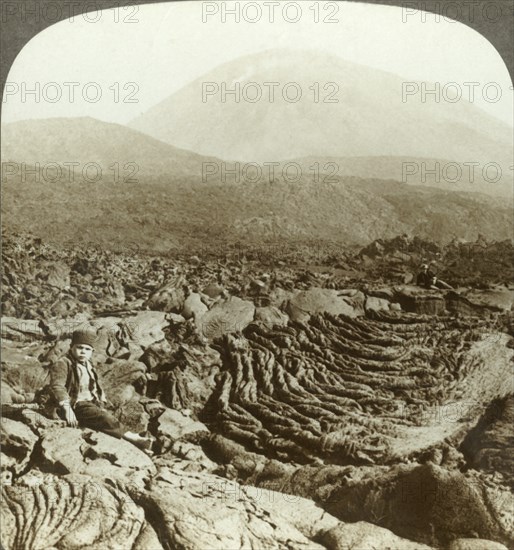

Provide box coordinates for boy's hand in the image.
[62,404,78,427]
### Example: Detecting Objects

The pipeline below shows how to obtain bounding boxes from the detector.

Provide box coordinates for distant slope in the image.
[1,117,218,180]
[290,156,513,197]
[129,48,513,196]
[2,174,512,252]
[3,116,511,197]
[2,115,511,252]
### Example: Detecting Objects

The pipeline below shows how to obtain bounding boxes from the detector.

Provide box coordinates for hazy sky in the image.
[2,0,513,126]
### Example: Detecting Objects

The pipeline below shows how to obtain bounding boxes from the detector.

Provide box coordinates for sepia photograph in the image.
[1,1,513,548]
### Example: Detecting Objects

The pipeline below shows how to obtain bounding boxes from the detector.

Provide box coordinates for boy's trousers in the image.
[74,400,125,438]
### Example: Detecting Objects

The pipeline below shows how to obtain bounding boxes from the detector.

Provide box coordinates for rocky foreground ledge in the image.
[1,235,513,549]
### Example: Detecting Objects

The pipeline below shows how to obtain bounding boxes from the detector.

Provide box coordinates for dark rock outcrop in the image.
[2,231,513,550]
[206,312,512,465]
[461,396,514,489]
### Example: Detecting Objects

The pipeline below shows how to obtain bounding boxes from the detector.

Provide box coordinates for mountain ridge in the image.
[1,117,220,181]
[2,116,512,252]
[129,48,513,182]
[3,116,512,196]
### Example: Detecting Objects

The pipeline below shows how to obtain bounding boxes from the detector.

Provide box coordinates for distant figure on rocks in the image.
[416,263,453,290]
[50,329,154,453]
[416,264,435,288]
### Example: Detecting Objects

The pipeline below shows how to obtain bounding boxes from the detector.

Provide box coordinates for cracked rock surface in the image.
[2,233,513,549]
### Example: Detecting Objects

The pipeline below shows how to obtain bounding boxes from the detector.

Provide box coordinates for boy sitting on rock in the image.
[50,329,153,452]
[417,263,453,290]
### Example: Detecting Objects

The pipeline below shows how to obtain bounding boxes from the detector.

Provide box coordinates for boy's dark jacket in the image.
[49,352,106,405]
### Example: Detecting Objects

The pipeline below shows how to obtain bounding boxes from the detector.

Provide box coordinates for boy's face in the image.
[71,344,93,363]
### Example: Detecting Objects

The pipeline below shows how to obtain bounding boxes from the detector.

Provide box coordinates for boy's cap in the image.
[71,329,97,348]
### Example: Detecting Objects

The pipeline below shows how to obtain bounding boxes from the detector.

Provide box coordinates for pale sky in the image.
[2,0,513,126]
